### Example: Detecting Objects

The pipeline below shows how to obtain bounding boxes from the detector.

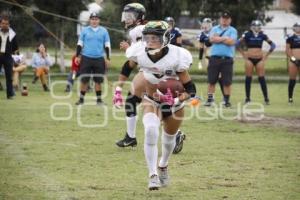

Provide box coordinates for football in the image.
[157,79,185,98]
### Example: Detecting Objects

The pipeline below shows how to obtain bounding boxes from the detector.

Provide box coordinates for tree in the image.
[291,0,300,16]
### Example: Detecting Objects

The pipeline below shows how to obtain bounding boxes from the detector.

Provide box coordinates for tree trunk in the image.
[59,20,65,73]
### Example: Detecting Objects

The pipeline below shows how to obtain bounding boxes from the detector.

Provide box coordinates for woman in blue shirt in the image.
[31,43,52,91]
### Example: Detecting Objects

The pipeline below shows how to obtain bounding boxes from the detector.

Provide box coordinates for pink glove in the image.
[113,86,123,108]
[158,88,175,106]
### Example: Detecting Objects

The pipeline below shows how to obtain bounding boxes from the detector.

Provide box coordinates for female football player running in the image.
[286,23,300,103]
[237,20,276,104]
[126,21,196,190]
[115,3,186,154]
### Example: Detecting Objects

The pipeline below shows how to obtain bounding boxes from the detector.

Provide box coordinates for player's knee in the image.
[161,130,176,145]
[125,92,142,117]
[143,113,160,145]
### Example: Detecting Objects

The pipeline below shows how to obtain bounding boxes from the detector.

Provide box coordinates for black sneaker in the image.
[97,98,106,105]
[224,102,231,108]
[32,76,38,84]
[173,130,186,154]
[265,99,270,105]
[75,99,84,105]
[64,85,71,92]
[43,85,50,92]
[245,98,251,104]
[288,98,293,104]
[116,133,137,147]
[204,99,215,107]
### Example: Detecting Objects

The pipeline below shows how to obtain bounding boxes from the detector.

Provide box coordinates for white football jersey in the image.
[126,43,193,84]
[128,25,145,44]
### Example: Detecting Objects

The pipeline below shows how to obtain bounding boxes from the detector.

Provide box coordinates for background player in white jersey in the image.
[125,21,196,190]
[115,3,186,154]
[114,3,147,147]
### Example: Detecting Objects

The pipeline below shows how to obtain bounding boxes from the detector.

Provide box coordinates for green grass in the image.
[0,76,299,200]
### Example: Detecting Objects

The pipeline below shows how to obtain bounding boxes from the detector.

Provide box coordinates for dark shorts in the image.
[291,59,300,67]
[79,55,105,84]
[248,57,262,66]
[207,56,233,86]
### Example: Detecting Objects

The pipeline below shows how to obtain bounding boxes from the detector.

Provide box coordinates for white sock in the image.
[143,113,160,177]
[159,130,176,168]
[126,116,137,138]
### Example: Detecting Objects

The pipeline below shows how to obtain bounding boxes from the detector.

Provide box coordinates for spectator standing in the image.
[204,11,237,107]
[64,54,80,92]
[0,15,18,99]
[75,12,111,105]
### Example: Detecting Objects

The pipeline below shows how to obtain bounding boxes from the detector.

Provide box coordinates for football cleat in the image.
[75,99,84,105]
[224,102,232,108]
[204,99,215,107]
[158,166,169,187]
[265,99,270,105]
[96,98,104,105]
[173,130,185,154]
[245,98,251,104]
[116,133,137,147]
[148,174,161,190]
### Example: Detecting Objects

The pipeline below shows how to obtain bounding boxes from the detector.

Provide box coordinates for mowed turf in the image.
[0,77,299,200]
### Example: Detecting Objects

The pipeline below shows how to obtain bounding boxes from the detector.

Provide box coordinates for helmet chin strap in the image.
[146,32,170,55]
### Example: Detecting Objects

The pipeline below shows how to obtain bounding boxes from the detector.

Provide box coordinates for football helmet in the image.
[201,18,212,33]
[121,3,146,29]
[251,20,263,33]
[164,16,175,29]
[142,20,170,55]
[293,22,300,33]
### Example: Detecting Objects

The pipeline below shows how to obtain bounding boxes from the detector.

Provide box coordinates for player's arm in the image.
[236,37,247,59]
[117,60,137,87]
[263,36,276,60]
[75,35,83,65]
[286,43,292,58]
[177,70,196,102]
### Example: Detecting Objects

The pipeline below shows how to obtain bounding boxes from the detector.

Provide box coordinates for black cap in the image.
[90,12,100,19]
[221,11,231,18]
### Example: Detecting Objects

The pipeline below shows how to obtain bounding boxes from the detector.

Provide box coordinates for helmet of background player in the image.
[121,3,146,29]
[251,20,263,33]
[164,17,175,29]
[142,21,170,55]
[293,22,300,33]
[201,18,212,33]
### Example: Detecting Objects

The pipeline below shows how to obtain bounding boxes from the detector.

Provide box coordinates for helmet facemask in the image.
[251,20,262,33]
[121,3,146,29]
[121,11,138,29]
[142,21,170,55]
[201,18,212,33]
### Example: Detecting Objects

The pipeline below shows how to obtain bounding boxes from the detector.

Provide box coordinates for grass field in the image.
[0,72,299,200]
